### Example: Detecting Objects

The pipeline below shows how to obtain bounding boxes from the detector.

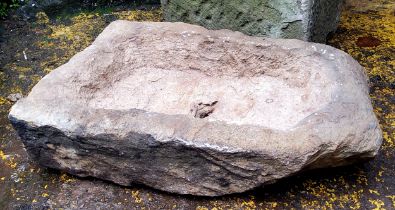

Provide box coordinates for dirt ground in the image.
[0,0,394,209]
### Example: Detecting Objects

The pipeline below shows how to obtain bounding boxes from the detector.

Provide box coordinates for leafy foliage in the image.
[0,0,20,18]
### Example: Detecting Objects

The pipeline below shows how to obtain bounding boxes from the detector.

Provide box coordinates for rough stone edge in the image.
[7,21,383,196]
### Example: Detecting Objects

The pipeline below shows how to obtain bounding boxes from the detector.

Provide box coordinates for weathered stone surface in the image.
[9,21,382,196]
[161,0,343,42]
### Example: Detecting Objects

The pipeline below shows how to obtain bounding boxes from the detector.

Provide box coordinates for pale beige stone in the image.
[9,21,382,196]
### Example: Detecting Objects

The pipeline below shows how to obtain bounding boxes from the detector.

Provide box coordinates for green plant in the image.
[0,0,20,18]
[0,3,8,17]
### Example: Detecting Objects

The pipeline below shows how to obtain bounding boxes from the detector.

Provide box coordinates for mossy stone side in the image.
[309,0,343,42]
[161,0,343,42]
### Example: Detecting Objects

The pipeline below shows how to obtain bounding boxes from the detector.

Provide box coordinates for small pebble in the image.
[7,93,23,102]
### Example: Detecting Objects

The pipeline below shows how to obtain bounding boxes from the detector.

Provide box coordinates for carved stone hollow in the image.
[9,21,382,196]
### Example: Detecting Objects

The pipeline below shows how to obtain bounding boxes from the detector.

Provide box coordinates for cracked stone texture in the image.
[161,0,344,42]
[8,21,382,196]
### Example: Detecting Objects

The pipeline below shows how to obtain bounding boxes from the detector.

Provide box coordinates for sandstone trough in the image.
[9,21,382,196]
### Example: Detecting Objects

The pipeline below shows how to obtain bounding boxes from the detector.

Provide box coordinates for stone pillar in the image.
[161,0,344,42]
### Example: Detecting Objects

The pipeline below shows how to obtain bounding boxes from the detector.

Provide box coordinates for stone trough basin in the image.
[9,21,382,196]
